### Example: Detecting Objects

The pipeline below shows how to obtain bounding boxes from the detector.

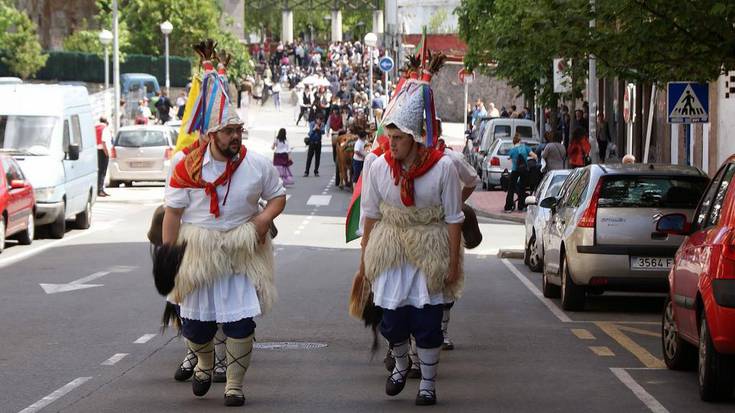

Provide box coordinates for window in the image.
[598,175,708,209]
[3,157,22,185]
[545,174,570,198]
[534,174,552,198]
[71,115,82,149]
[693,166,727,231]
[497,142,513,156]
[116,130,168,147]
[706,165,735,228]
[0,115,58,155]
[566,171,590,208]
[144,81,156,94]
[493,125,511,140]
[517,126,533,139]
[557,170,583,205]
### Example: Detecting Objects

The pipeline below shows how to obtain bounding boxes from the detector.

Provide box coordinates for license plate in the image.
[130,161,153,168]
[630,256,673,271]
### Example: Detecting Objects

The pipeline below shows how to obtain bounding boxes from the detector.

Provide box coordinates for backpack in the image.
[516,149,528,173]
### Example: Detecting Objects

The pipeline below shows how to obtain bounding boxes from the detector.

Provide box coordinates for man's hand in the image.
[252,213,271,244]
[446,264,461,287]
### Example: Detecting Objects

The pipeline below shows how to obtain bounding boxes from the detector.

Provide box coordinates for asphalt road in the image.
[1,103,733,412]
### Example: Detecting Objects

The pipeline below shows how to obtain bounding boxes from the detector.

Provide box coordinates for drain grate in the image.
[254,341,328,350]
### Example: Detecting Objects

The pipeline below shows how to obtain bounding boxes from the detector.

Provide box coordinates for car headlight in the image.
[713,279,735,308]
[34,186,57,202]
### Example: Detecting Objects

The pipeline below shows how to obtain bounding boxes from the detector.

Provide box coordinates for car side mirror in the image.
[656,213,692,235]
[10,179,25,189]
[479,150,487,156]
[67,144,80,161]
[525,195,537,206]
[539,196,558,209]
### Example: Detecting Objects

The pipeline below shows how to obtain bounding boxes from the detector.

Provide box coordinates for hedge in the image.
[0,51,193,87]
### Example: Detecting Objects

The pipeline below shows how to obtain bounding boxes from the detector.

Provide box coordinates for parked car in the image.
[108,125,177,187]
[464,117,493,171]
[540,164,709,310]
[657,157,735,401]
[0,84,97,239]
[479,138,540,190]
[475,118,540,172]
[0,154,35,252]
[523,169,572,272]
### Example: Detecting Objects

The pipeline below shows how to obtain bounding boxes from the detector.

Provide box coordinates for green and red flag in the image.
[345,175,363,242]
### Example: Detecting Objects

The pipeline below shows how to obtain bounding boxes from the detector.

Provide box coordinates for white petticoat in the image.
[179,273,262,323]
[371,263,448,310]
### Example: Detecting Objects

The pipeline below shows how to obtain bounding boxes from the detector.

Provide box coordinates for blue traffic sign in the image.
[378,56,394,73]
[667,82,709,124]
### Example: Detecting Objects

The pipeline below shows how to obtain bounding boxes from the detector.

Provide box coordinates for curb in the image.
[467,200,525,224]
[497,249,525,259]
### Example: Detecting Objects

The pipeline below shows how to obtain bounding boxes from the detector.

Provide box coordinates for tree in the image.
[0,0,47,79]
[62,1,132,58]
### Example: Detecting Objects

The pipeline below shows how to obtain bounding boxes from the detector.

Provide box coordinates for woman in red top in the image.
[567,127,591,168]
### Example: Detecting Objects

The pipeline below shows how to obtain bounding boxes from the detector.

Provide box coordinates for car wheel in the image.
[16,213,34,245]
[528,233,543,273]
[75,196,92,229]
[662,296,696,371]
[524,237,531,266]
[124,180,134,188]
[542,268,561,298]
[0,217,5,253]
[48,206,66,239]
[561,255,585,311]
[109,179,122,188]
[698,311,735,401]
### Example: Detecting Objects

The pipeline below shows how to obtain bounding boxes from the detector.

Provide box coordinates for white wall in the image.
[717,71,735,165]
[397,0,460,34]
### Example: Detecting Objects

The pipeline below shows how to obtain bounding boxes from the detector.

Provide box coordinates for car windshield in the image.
[494,125,511,139]
[546,174,569,197]
[598,176,708,208]
[116,130,167,147]
[0,115,57,155]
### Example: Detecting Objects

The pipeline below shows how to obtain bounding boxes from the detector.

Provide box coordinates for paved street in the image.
[1,101,733,413]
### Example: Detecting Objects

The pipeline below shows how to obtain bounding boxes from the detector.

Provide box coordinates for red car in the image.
[0,154,35,253]
[658,157,735,401]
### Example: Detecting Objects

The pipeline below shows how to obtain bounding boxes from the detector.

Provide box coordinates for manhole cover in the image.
[254,341,328,350]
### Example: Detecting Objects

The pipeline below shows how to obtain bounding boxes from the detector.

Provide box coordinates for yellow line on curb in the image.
[595,322,665,369]
[590,346,615,356]
[572,328,596,340]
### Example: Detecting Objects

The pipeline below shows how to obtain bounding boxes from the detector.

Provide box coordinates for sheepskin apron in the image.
[364,202,464,300]
[171,221,277,314]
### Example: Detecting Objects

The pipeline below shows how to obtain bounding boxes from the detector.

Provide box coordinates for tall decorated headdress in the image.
[175,40,242,152]
[380,31,446,148]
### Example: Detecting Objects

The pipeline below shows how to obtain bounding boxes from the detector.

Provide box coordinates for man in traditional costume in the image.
[355,52,464,406]
[159,53,286,406]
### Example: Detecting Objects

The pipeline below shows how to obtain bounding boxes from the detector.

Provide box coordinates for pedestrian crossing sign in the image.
[668,82,709,123]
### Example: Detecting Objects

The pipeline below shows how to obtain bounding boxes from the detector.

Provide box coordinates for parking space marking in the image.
[617,325,661,338]
[133,334,156,344]
[610,368,669,413]
[589,346,615,356]
[502,259,572,323]
[101,353,128,366]
[572,328,596,340]
[18,376,93,413]
[595,322,665,369]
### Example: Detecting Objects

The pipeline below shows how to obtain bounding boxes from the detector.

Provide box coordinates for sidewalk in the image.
[467,189,526,223]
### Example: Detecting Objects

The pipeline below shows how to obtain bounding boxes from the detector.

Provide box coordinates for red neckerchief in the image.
[169,143,247,218]
[384,145,443,207]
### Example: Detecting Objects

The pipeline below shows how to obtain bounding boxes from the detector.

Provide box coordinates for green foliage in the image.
[213,30,254,82]
[0,0,47,79]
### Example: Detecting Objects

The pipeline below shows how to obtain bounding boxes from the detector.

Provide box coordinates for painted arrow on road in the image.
[40,266,135,294]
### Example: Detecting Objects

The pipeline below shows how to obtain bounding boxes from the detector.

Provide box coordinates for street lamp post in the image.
[98,29,113,118]
[364,32,377,123]
[112,0,120,135]
[160,20,173,96]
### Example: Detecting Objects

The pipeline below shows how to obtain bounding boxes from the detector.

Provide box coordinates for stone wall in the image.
[16,0,97,50]
[432,61,524,123]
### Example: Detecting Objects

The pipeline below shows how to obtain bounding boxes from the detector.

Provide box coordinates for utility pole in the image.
[112,0,121,135]
[588,0,599,162]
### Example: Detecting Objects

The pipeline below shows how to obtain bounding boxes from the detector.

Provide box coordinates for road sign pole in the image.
[686,124,692,166]
[463,79,469,133]
[644,84,656,163]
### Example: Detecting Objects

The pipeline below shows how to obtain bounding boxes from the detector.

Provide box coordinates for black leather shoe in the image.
[224,393,245,407]
[174,365,195,382]
[385,359,412,396]
[415,390,437,406]
[192,373,212,397]
[213,369,226,383]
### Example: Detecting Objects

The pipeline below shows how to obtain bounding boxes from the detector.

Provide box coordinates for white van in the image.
[0,84,97,238]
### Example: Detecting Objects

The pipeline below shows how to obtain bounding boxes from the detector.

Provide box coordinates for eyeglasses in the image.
[221,126,244,136]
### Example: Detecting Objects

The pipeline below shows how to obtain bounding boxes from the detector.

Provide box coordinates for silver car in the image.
[480,138,540,190]
[523,169,571,272]
[540,164,709,310]
[108,125,178,187]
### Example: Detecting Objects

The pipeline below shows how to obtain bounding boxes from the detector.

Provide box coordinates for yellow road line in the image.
[589,346,615,356]
[572,328,596,340]
[595,321,665,369]
[617,325,662,338]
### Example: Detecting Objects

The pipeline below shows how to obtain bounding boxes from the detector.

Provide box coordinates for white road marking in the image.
[610,368,669,413]
[134,334,156,344]
[101,353,128,366]
[39,266,136,295]
[501,259,572,323]
[307,195,332,206]
[18,376,93,413]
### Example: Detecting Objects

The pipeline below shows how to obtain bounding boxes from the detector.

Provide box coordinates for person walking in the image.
[596,113,611,163]
[271,81,282,112]
[156,91,173,123]
[351,129,368,183]
[272,128,294,186]
[304,117,324,177]
[297,85,312,126]
[95,117,112,196]
[160,69,286,406]
[567,127,591,169]
[541,131,567,172]
[504,133,537,212]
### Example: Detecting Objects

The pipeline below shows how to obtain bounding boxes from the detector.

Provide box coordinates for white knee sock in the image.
[181,348,197,369]
[442,308,451,338]
[225,335,254,397]
[391,340,410,379]
[417,347,441,394]
[186,339,214,381]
